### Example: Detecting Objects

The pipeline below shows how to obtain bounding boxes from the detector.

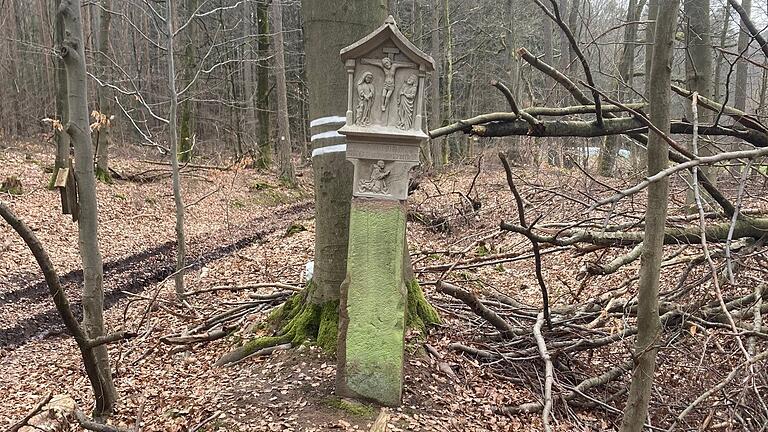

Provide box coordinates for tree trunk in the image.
[166,0,188,299]
[734,0,752,111]
[429,0,443,169]
[270,0,295,185]
[443,0,456,162]
[713,2,731,103]
[598,0,639,176]
[255,1,272,168]
[303,0,387,304]
[94,0,112,183]
[620,0,678,429]
[684,0,715,193]
[178,0,198,163]
[50,0,70,190]
[57,0,116,416]
[241,0,257,159]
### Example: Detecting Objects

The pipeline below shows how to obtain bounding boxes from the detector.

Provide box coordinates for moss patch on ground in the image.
[326,397,376,417]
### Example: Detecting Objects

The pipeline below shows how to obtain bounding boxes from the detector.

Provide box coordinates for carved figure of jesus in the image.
[361,56,416,112]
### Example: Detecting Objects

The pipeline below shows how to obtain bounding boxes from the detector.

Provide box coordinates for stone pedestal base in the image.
[336,198,407,406]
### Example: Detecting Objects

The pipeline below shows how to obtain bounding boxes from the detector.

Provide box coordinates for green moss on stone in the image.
[326,397,376,417]
[406,278,441,334]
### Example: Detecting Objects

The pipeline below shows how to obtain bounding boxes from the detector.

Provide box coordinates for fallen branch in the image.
[74,410,133,432]
[437,281,521,338]
[8,392,52,432]
[183,283,301,297]
[532,312,554,432]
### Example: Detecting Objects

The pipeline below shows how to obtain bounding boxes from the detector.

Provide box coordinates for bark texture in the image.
[57,0,116,416]
[302,0,387,304]
[620,0,678,429]
[270,0,296,185]
[166,0,188,298]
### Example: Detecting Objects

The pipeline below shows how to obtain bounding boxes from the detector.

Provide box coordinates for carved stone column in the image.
[335,16,435,406]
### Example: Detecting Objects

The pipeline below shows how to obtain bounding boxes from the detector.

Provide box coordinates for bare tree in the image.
[57,0,116,416]
[621,0,678,428]
[270,0,296,185]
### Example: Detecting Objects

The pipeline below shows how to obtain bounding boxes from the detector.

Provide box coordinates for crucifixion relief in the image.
[361,47,416,113]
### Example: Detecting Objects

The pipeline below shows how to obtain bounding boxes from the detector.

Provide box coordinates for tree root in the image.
[216,279,440,367]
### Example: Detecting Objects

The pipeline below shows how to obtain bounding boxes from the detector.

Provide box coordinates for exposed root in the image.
[217,279,441,367]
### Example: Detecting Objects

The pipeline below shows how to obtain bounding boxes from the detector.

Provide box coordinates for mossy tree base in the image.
[215,283,339,366]
[215,275,439,369]
[95,166,112,184]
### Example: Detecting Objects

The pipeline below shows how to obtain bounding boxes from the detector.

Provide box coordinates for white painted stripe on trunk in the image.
[311,144,347,158]
[310,130,344,142]
[310,116,346,128]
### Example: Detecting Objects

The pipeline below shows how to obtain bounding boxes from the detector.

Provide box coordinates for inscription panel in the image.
[347,143,420,163]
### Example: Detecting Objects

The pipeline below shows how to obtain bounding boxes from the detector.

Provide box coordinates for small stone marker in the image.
[336,16,434,406]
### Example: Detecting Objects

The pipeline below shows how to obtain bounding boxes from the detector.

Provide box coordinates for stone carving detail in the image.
[355,71,375,126]
[397,74,417,130]
[358,160,391,194]
[361,51,416,113]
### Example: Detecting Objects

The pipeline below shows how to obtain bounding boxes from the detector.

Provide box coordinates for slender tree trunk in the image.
[734,0,752,110]
[255,1,272,168]
[713,2,731,103]
[568,0,581,63]
[599,0,639,176]
[270,0,295,185]
[8,0,23,136]
[684,0,715,193]
[732,0,752,174]
[443,0,455,162]
[620,0,678,429]
[242,0,257,159]
[57,0,116,416]
[94,0,112,182]
[50,0,70,189]
[166,0,188,299]
[178,0,198,163]
[429,0,443,169]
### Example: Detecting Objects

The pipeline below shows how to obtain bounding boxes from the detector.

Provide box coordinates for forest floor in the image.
[1,139,765,431]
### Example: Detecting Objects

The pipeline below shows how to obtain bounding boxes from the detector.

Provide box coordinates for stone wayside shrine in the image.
[335,16,435,406]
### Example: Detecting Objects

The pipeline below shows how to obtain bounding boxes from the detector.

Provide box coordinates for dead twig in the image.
[8,392,53,432]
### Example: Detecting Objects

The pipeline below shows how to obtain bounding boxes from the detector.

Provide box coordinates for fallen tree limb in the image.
[74,410,133,432]
[183,283,301,297]
[501,218,768,246]
[532,312,554,432]
[501,359,634,414]
[8,392,52,432]
[437,281,521,338]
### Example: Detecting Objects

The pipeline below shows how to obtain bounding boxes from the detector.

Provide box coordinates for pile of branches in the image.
[438,271,766,423]
[426,154,768,429]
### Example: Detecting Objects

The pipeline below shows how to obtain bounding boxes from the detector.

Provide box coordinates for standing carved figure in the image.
[362,56,415,112]
[355,72,375,126]
[359,160,391,194]
[397,74,418,130]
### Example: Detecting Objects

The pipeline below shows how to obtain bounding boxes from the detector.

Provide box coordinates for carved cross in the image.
[382,47,400,60]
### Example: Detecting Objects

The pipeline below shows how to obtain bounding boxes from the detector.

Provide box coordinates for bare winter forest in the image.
[1,0,768,431]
